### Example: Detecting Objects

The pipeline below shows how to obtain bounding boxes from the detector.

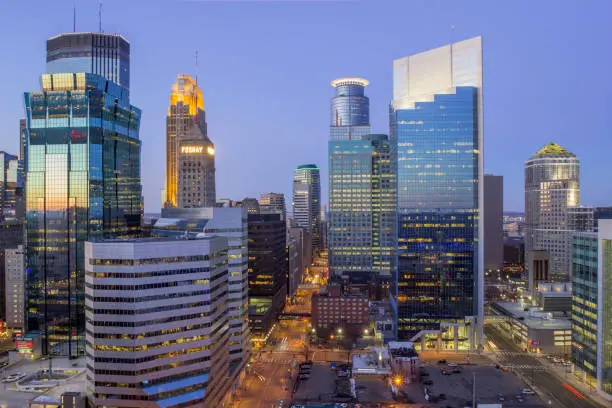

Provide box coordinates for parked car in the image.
[452,368,462,374]
[447,363,458,368]
[299,374,310,380]
[516,395,525,402]
[420,371,430,377]
[423,379,433,385]
[438,393,446,400]
[437,359,447,364]
[499,394,505,402]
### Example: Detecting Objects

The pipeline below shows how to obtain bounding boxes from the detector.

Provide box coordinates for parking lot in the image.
[401,362,547,407]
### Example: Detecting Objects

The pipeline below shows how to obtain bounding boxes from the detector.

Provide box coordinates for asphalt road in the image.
[486,325,601,408]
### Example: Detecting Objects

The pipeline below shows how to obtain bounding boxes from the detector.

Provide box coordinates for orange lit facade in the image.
[165,74,215,208]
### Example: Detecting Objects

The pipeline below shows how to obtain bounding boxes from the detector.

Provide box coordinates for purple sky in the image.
[1,0,611,212]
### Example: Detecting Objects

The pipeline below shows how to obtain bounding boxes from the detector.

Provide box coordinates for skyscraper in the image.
[328,132,396,280]
[391,37,484,347]
[525,142,580,279]
[165,74,215,208]
[292,165,321,255]
[46,32,130,89]
[330,78,371,141]
[484,175,504,272]
[24,33,142,357]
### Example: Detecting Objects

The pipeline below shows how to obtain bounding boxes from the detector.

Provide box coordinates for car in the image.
[499,394,505,402]
[299,374,310,380]
[420,371,430,377]
[452,368,462,374]
[302,360,313,367]
[438,393,446,400]
[437,359,447,364]
[423,379,433,385]
[521,388,535,395]
[516,395,525,402]
[447,363,458,368]
[419,363,426,368]
[443,370,452,376]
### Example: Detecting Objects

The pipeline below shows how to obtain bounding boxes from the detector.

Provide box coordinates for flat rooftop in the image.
[493,301,571,330]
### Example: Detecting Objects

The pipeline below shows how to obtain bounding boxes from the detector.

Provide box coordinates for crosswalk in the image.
[256,359,292,364]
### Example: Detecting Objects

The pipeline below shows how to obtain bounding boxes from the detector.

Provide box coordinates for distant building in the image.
[525,142,580,280]
[504,236,525,266]
[526,250,550,297]
[568,206,595,233]
[240,197,260,214]
[388,341,420,385]
[484,175,504,271]
[290,226,312,274]
[0,218,23,323]
[4,245,24,331]
[292,165,321,255]
[247,213,287,337]
[535,282,572,313]
[85,237,234,407]
[287,235,301,298]
[259,193,286,220]
[0,151,23,221]
[165,75,215,208]
[311,284,370,341]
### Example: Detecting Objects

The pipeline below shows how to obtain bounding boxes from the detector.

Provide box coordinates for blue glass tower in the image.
[330,78,371,141]
[391,37,484,347]
[24,69,141,356]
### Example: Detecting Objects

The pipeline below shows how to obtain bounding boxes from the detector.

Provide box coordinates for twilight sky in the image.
[1,0,611,212]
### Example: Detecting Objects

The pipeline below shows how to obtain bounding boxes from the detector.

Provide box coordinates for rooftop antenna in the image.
[73,0,76,32]
[195,50,199,86]
[194,50,200,124]
[98,0,103,33]
[450,25,455,87]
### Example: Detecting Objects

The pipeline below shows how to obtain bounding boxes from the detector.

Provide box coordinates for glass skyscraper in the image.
[46,33,130,90]
[0,151,23,221]
[330,78,371,141]
[292,165,321,254]
[525,143,580,280]
[24,49,141,356]
[328,78,396,280]
[391,37,484,347]
[165,74,215,208]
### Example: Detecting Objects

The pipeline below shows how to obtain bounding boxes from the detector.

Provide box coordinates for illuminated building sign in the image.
[181,145,215,155]
[16,338,34,353]
[181,146,204,154]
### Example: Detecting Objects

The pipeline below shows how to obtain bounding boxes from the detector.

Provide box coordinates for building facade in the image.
[329,77,371,141]
[311,284,370,341]
[568,206,595,233]
[484,175,504,271]
[571,232,598,389]
[4,245,25,331]
[46,33,130,89]
[259,193,286,220]
[329,128,396,280]
[152,207,251,380]
[247,213,287,337]
[293,165,321,254]
[24,69,142,357]
[85,237,232,407]
[596,220,612,397]
[165,75,215,208]
[0,220,23,323]
[391,37,484,345]
[525,142,580,280]
[0,151,23,221]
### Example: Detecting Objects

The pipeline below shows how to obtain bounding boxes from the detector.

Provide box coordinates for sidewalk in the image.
[536,356,611,407]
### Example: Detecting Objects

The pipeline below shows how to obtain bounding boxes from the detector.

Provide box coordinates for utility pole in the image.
[472,372,476,408]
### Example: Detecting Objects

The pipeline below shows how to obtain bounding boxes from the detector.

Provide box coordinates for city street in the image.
[486,325,603,408]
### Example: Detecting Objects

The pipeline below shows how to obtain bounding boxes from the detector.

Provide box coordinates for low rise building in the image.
[312,284,369,341]
[536,281,572,313]
[388,341,420,385]
[492,301,571,355]
[85,237,234,408]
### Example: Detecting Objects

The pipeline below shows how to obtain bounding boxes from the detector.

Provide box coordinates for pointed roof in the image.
[532,142,575,158]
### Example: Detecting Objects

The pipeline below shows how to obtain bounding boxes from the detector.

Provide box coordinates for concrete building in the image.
[0,219,23,323]
[259,193,286,220]
[525,143,580,280]
[292,165,321,255]
[504,236,525,266]
[85,237,234,407]
[388,341,420,385]
[484,175,504,271]
[4,245,25,331]
[151,207,250,380]
[287,235,301,298]
[290,226,312,276]
[535,282,572,313]
[492,301,571,355]
[240,197,260,214]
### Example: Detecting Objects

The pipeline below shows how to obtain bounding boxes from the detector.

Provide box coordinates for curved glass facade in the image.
[330,78,370,141]
[24,72,141,357]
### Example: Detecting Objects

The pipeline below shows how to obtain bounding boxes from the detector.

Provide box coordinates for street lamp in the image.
[364,329,369,336]
[393,376,402,386]
[337,328,342,334]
